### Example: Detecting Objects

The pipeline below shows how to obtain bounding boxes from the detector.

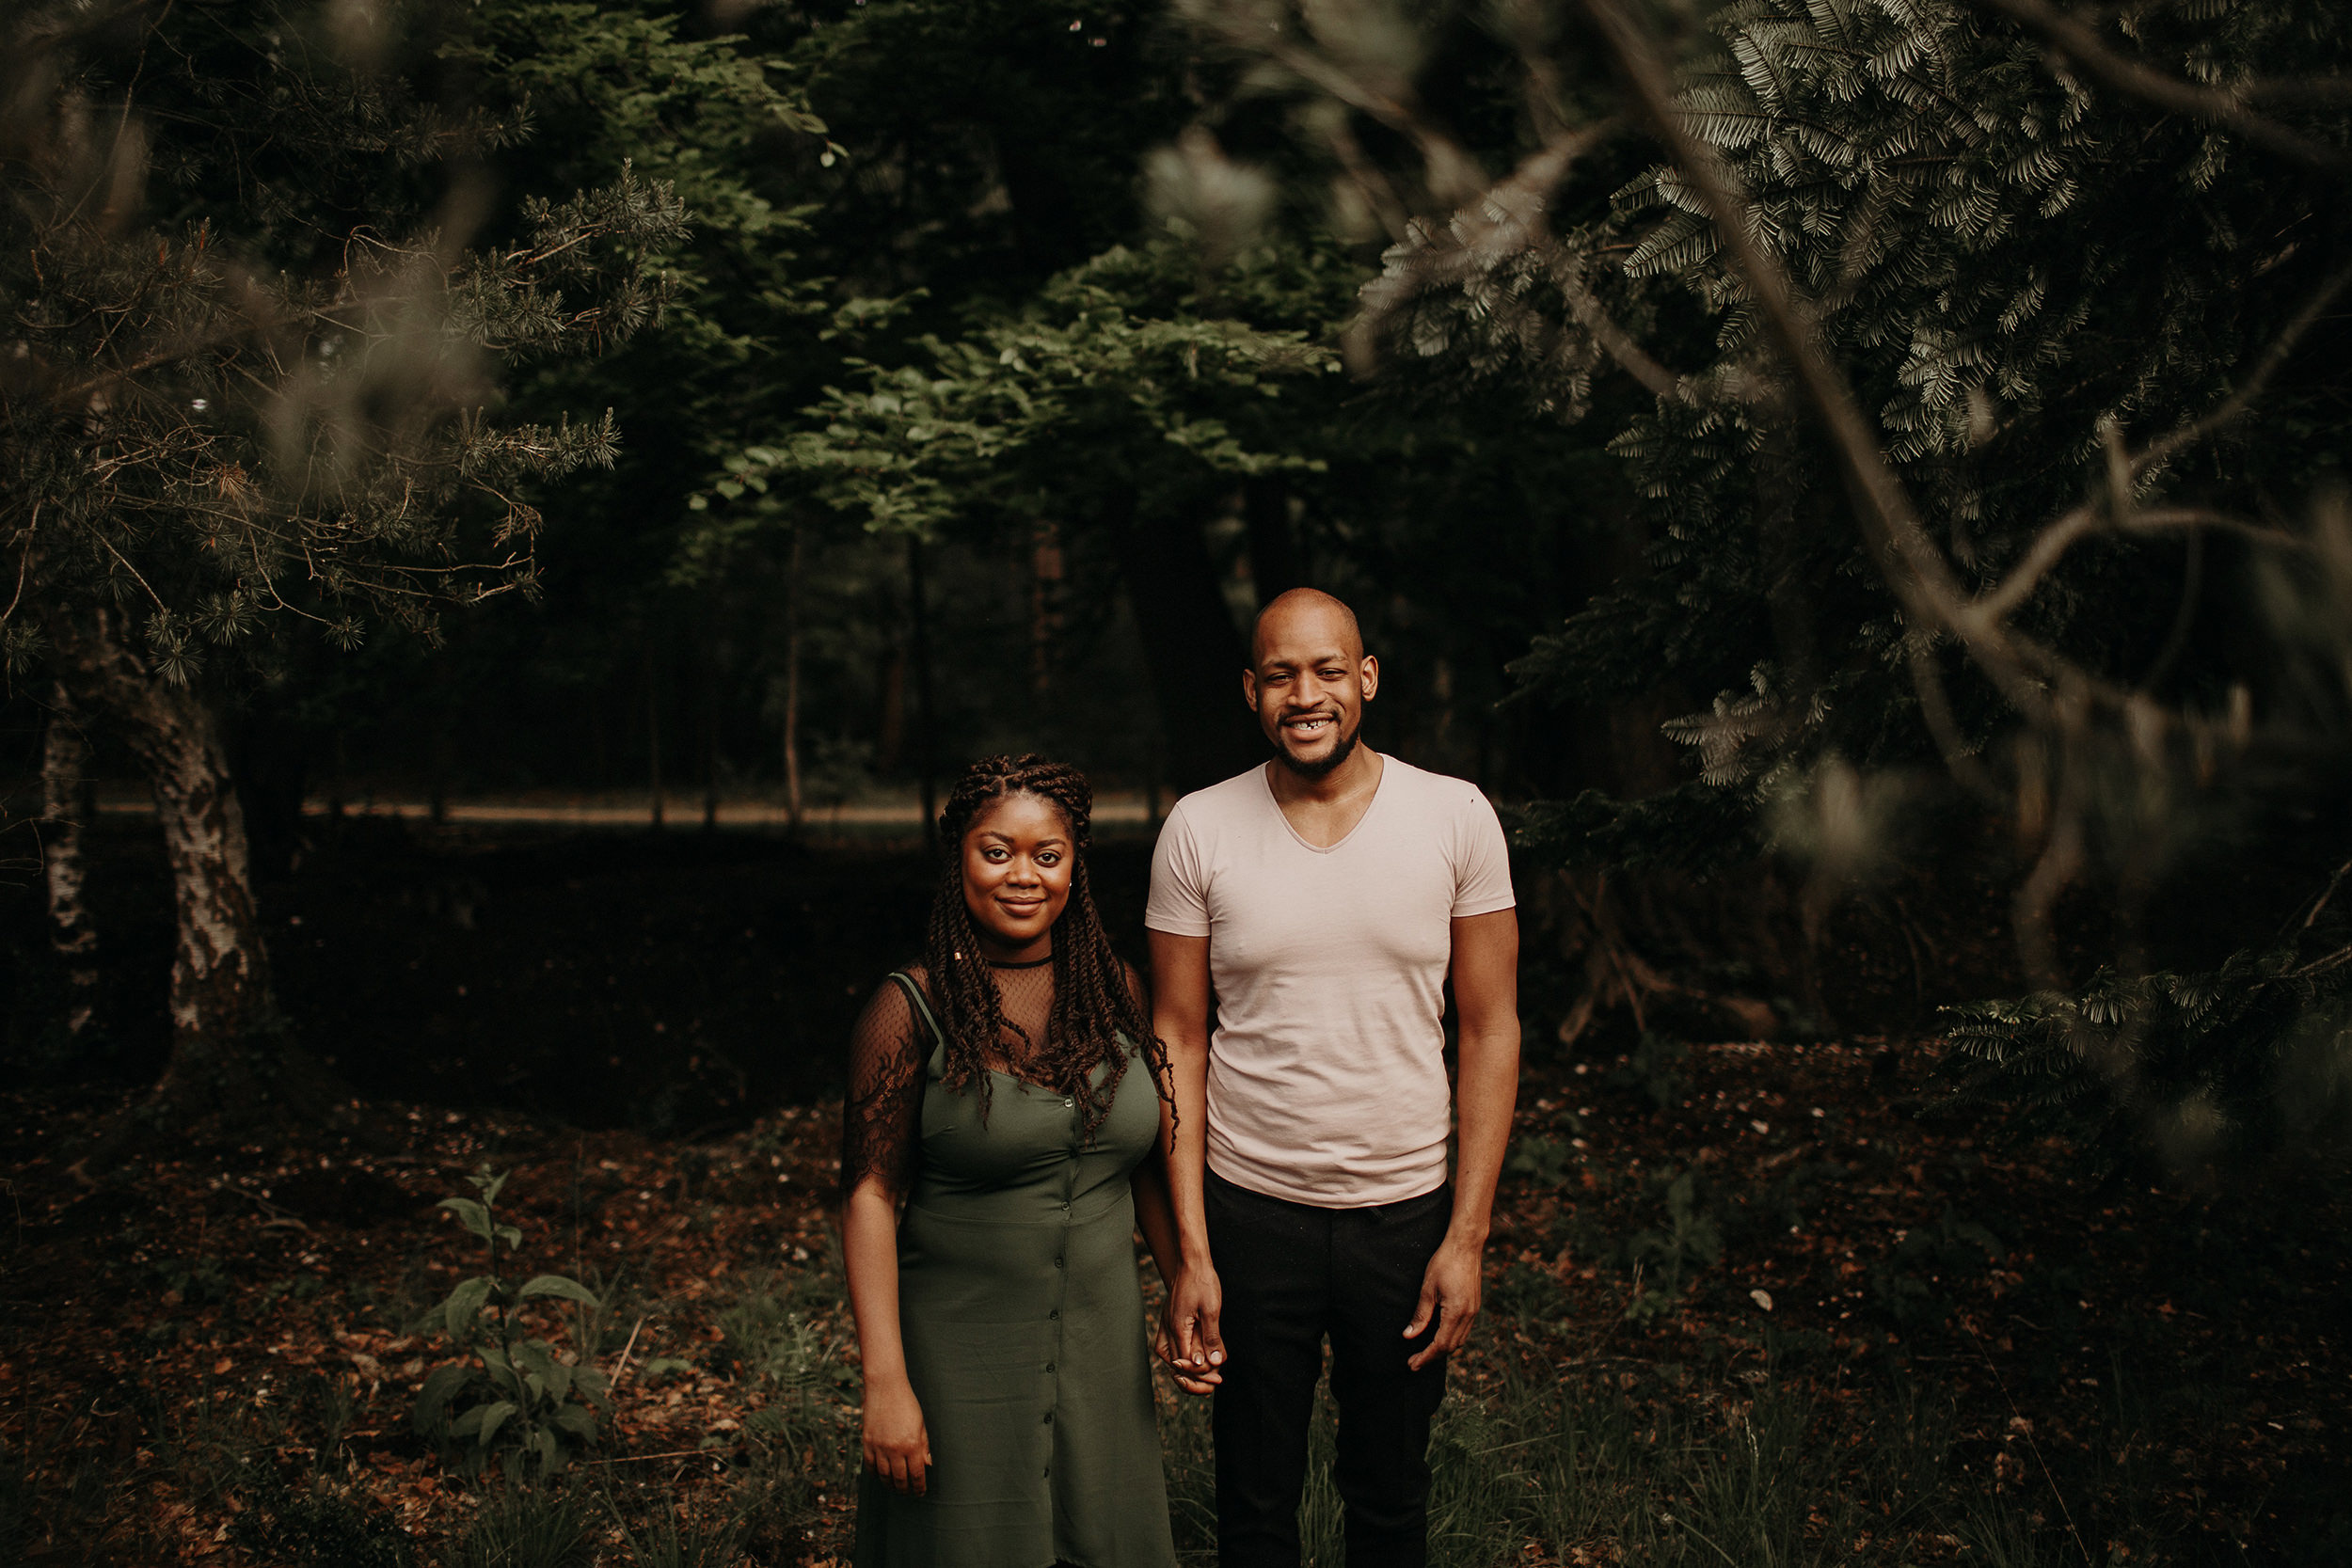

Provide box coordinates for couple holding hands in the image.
[842,590,1522,1568]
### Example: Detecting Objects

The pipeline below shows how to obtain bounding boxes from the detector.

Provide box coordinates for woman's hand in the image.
[862,1376,932,1495]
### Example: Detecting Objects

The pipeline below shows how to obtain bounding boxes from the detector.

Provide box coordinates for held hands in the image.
[862,1376,932,1496]
[1404,1236,1483,1372]
[1154,1265,1226,1396]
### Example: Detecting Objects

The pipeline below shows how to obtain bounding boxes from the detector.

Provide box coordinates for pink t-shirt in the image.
[1144,756,1516,1207]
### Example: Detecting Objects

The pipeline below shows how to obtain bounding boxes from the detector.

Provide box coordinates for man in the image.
[1146,588,1520,1568]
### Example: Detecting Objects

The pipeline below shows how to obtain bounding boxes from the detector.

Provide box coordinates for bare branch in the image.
[2132,257,2352,481]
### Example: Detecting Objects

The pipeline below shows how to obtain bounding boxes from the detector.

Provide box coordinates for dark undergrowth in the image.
[3,830,2347,1564]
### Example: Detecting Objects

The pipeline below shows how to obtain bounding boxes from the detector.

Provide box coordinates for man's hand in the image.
[1156,1264,1226,1396]
[1403,1236,1483,1371]
[862,1375,932,1495]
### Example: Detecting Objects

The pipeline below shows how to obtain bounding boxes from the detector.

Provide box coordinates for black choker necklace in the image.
[985,954,1054,970]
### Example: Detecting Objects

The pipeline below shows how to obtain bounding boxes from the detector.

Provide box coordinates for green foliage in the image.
[690,240,1342,540]
[1502,0,2352,842]
[0,0,690,671]
[605,1495,749,1568]
[0,1440,29,1568]
[1503,1132,1581,1188]
[445,1481,594,1568]
[1867,1208,2005,1326]
[1608,1031,1692,1112]
[1945,935,2352,1172]
[1623,1165,1724,1321]
[410,1169,609,1480]
[228,1470,415,1568]
[715,1270,857,1508]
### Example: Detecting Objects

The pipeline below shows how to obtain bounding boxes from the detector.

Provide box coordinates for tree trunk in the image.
[1111,493,1262,794]
[1243,476,1304,605]
[783,528,804,829]
[48,610,286,1114]
[645,640,665,831]
[40,685,101,1037]
[1031,517,1066,696]
[907,536,940,858]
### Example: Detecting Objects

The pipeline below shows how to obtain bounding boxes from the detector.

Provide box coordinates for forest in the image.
[1,0,2347,1563]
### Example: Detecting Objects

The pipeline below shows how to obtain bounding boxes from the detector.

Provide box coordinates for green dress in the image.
[853,974,1177,1568]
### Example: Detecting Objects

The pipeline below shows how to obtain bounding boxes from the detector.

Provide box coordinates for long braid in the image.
[921,755,1170,1141]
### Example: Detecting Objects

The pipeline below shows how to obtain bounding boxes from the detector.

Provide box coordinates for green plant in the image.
[228,1469,414,1568]
[1868,1208,2005,1326]
[1502,1132,1580,1188]
[717,1273,854,1485]
[0,1440,30,1566]
[606,1493,749,1568]
[1624,1167,1723,1322]
[412,1170,608,1480]
[1608,1033,1691,1113]
[446,1481,593,1568]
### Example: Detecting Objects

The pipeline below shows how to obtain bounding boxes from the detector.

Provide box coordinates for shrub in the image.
[411,1169,609,1480]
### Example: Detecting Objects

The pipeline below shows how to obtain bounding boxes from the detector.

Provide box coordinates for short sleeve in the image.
[1451,786,1516,919]
[840,974,927,1198]
[1144,801,1212,937]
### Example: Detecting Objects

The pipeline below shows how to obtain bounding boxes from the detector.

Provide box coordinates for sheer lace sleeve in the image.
[841,972,929,1199]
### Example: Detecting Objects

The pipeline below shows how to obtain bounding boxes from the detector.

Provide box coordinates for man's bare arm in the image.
[1149,928,1222,1392]
[1405,907,1520,1370]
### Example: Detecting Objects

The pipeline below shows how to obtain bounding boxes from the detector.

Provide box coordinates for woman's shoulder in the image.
[854,964,930,1025]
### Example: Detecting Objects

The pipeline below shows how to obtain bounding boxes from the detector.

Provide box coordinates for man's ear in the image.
[1241,668,1261,712]
[1359,656,1380,703]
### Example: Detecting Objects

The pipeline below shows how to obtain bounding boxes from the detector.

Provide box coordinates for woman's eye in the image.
[982,847,1008,861]
[1039,851,1061,866]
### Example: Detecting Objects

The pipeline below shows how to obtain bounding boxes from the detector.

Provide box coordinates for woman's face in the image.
[960,792,1075,958]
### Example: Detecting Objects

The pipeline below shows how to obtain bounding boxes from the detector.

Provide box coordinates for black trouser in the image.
[1206,1169,1452,1568]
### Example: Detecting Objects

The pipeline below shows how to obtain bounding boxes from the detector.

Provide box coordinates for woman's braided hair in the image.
[922,754,1170,1140]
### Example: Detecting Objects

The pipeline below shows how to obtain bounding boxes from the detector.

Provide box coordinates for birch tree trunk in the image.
[40,685,101,1037]
[49,609,286,1113]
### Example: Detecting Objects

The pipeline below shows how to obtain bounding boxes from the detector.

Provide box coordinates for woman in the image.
[842,755,1184,1568]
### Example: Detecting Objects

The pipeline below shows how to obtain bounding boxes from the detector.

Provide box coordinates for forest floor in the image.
[3,1038,2345,1567]
[2,824,2348,1566]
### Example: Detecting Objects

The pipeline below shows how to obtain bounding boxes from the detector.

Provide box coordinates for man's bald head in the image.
[1250,588,1363,671]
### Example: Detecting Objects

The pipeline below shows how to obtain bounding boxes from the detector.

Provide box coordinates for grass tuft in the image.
[446,1481,594,1568]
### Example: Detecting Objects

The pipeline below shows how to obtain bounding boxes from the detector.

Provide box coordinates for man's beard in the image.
[1273,718,1359,779]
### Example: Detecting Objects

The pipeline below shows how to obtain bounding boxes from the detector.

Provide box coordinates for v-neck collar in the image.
[1258,753,1388,856]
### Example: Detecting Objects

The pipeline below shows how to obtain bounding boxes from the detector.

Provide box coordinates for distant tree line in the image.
[7,0,2350,1173]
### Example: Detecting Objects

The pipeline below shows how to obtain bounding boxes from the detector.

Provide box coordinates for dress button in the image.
[1054,1256,1065,1269]
[1049,1308,1059,1320]
[1045,1362,1056,1373]
[1041,1411,1054,1424]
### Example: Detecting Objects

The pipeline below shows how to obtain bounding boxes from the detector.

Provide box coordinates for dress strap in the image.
[886,972,950,1076]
